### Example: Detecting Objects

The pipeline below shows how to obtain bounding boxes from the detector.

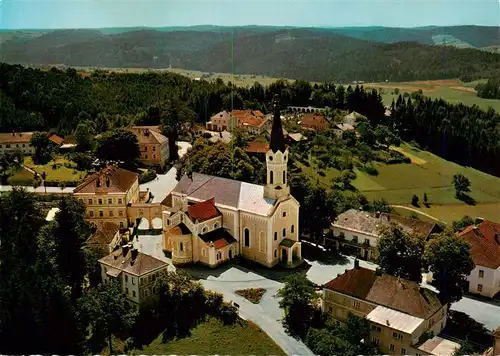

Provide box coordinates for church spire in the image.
[270,94,286,153]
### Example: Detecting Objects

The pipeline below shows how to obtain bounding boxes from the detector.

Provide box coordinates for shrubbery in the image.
[139,169,157,184]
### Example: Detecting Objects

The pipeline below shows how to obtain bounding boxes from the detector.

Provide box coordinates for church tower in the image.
[264,94,290,200]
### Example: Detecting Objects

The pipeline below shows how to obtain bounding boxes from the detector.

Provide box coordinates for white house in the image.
[457,219,500,298]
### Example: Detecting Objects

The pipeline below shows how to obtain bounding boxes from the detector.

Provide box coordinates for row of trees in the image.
[476,77,500,100]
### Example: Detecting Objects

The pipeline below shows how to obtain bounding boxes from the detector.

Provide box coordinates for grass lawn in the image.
[7,166,35,186]
[24,156,87,183]
[130,317,285,356]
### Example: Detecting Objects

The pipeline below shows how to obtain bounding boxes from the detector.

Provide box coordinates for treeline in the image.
[0,62,385,134]
[476,77,500,99]
[390,93,500,176]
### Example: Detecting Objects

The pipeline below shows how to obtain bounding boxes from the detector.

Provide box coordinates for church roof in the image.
[74,166,138,194]
[172,172,277,216]
[199,228,237,249]
[270,94,286,153]
[187,197,221,222]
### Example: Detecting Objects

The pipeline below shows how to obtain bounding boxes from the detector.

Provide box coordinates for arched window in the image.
[214,223,218,229]
[180,242,183,251]
[270,170,274,184]
[274,249,278,258]
[244,228,250,247]
[291,225,295,233]
[283,228,286,237]
[283,170,286,184]
[201,248,206,257]
[274,232,278,241]
[217,251,222,260]
[202,226,207,233]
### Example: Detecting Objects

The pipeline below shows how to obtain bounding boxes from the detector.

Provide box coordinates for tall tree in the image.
[160,100,196,162]
[96,129,140,165]
[452,174,471,198]
[423,235,475,304]
[0,149,23,184]
[30,131,52,164]
[375,225,425,282]
[75,122,93,149]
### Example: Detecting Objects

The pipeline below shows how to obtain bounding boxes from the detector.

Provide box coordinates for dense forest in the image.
[390,94,500,176]
[476,77,500,99]
[1,28,499,82]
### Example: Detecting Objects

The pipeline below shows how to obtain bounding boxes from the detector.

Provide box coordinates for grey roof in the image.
[171,172,277,216]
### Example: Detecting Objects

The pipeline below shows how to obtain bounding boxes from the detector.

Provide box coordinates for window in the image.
[283,170,286,184]
[89,210,94,217]
[213,223,218,229]
[244,228,250,247]
[353,301,360,309]
[372,338,380,346]
[364,238,370,245]
[259,232,265,252]
[283,228,286,237]
[274,232,277,241]
[88,199,93,205]
[328,306,333,312]
[390,344,395,352]
[478,284,483,292]
[125,275,128,282]
[152,146,156,151]
[120,222,124,228]
[98,198,103,205]
[352,235,358,243]
[153,287,157,294]
[392,332,403,340]
[202,227,207,233]
[118,198,123,204]
[109,210,114,217]
[108,198,113,204]
[268,156,273,161]
[132,277,135,285]
[371,325,381,332]
[291,225,294,233]
[119,210,123,216]
[145,154,148,159]
[133,291,136,298]
[126,287,129,294]
[99,211,104,217]
[180,242,183,251]
[153,154,156,159]
[283,211,286,217]
[401,348,406,355]
[270,170,274,184]
[274,249,278,258]
[479,270,484,278]
[217,251,222,260]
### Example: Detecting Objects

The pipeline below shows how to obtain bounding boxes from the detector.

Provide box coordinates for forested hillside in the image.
[1,27,499,82]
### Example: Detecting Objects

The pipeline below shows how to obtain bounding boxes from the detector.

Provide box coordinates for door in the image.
[281,248,288,262]
[229,249,233,259]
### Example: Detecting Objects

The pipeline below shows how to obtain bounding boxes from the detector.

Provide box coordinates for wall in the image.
[240,212,269,265]
[0,142,35,155]
[322,289,376,321]
[127,203,163,228]
[77,192,129,228]
[468,265,500,298]
[331,225,377,260]
[270,198,300,263]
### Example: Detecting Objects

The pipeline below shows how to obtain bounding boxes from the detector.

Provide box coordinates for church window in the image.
[180,242,183,251]
[283,170,286,184]
[202,227,207,233]
[202,248,206,257]
[268,156,273,161]
[274,249,278,258]
[274,232,277,241]
[213,223,218,229]
[291,225,295,233]
[259,232,265,252]
[217,251,222,260]
[284,155,287,161]
[283,228,286,237]
[283,211,286,217]
[244,228,250,247]
[270,170,274,184]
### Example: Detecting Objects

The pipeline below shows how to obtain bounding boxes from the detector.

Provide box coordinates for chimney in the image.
[386,320,390,326]
[354,258,360,269]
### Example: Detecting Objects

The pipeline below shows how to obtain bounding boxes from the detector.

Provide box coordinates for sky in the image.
[1,0,499,30]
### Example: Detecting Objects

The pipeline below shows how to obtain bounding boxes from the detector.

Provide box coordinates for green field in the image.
[352,143,500,223]
[130,318,285,356]
[7,166,35,186]
[24,156,87,183]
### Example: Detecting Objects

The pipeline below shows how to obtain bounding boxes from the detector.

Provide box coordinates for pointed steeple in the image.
[270,94,286,153]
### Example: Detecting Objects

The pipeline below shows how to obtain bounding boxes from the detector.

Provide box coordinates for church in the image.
[161,95,303,268]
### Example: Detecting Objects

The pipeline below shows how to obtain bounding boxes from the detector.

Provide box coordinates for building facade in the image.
[99,244,168,305]
[163,95,302,268]
[322,264,458,356]
[206,110,271,134]
[457,220,500,298]
[130,126,169,169]
[0,132,35,155]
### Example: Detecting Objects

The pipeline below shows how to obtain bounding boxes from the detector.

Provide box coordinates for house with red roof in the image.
[162,196,238,267]
[457,219,500,298]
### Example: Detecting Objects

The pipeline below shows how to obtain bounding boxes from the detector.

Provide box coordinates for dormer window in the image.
[106,177,110,187]
[96,178,101,187]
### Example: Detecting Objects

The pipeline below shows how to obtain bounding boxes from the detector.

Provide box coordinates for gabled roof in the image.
[168,222,192,236]
[48,134,64,145]
[457,220,500,269]
[87,222,120,245]
[324,267,442,319]
[199,228,237,249]
[74,166,138,194]
[99,247,167,276]
[131,126,167,145]
[0,132,33,144]
[245,141,270,154]
[300,113,330,130]
[187,197,221,222]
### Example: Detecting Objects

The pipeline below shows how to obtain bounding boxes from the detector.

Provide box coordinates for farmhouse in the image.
[322,263,460,356]
[298,113,330,131]
[162,95,303,268]
[329,209,440,261]
[206,110,271,134]
[457,219,500,298]
[0,131,35,155]
[130,126,169,169]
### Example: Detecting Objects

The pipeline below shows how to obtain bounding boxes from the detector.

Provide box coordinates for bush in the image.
[361,165,379,176]
[70,152,94,170]
[43,179,81,187]
[202,132,212,139]
[139,169,157,184]
[411,194,419,206]
[218,303,238,325]
[205,291,224,316]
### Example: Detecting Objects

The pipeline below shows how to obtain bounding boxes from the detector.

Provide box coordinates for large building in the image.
[329,209,440,261]
[457,219,500,298]
[0,131,35,155]
[163,95,302,268]
[322,263,459,356]
[99,244,168,305]
[206,109,271,135]
[130,126,169,169]
[74,166,140,228]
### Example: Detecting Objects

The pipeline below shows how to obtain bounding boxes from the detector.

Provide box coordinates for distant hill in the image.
[0,26,499,82]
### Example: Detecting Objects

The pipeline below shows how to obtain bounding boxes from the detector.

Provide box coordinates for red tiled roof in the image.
[245,141,269,153]
[0,132,33,144]
[48,134,64,145]
[324,267,442,319]
[187,197,221,222]
[300,113,330,130]
[457,221,500,269]
[74,166,138,194]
